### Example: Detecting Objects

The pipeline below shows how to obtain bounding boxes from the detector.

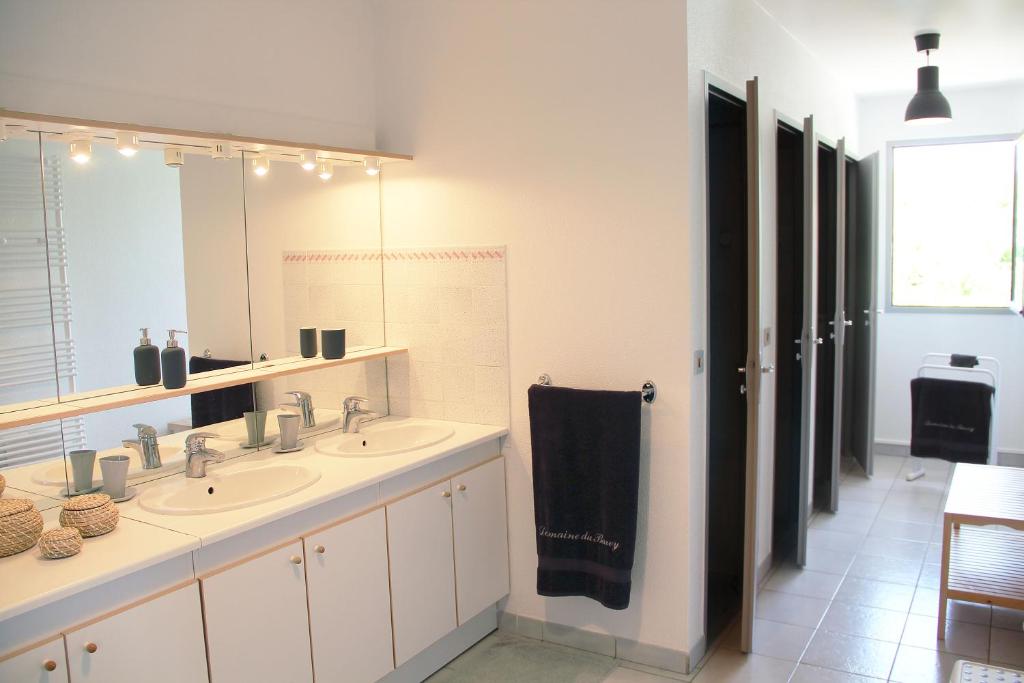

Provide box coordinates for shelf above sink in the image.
[0,347,407,432]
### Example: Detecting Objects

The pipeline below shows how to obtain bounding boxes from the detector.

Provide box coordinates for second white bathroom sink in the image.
[138,463,321,515]
[315,419,455,457]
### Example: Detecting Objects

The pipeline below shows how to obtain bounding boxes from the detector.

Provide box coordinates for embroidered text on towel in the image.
[538,526,621,552]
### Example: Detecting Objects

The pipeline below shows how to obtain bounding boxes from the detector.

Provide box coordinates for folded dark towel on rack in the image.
[528,384,641,610]
[950,354,979,368]
[188,356,255,429]
[910,377,993,464]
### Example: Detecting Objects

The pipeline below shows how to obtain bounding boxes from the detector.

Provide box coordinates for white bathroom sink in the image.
[137,464,321,515]
[31,444,182,486]
[315,420,455,457]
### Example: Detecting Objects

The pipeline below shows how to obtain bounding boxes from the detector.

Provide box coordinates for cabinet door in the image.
[65,583,207,683]
[386,481,458,666]
[0,637,68,683]
[452,458,510,623]
[304,508,394,683]
[201,540,313,683]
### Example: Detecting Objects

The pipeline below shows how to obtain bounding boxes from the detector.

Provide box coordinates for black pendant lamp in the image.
[905,32,952,125]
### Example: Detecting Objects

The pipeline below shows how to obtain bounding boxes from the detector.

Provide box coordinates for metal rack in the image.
[536,373,657,404]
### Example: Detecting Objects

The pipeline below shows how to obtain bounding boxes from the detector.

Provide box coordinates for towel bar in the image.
[537,373,657,404]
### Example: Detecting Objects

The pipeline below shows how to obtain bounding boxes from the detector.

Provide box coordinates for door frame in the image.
[796,115,819,567]
[701,70,761,654]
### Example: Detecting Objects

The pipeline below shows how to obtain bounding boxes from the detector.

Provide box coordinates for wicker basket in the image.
[39,527,83,559]
[60,493,119,538]
[0,498,44,557]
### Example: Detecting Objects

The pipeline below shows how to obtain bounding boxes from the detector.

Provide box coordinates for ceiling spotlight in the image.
[164,147,185,167]
[69,136,92,164]
[363,157,381,176]
[211,142,233,160]
[116,131,139,157]
[299,150,317,171]
[905,32,952,125]
[252,154,270,177]
[317,160,333,181]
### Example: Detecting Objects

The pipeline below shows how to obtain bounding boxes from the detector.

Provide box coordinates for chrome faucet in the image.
[184,432,223,478]
[342,395,378,433]
[283,391,316,428]
[122,423,162,470]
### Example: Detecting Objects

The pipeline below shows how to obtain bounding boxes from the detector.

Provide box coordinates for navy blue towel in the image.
[910,377,993,464]
[188,356,254,429]
[528,384,641,610]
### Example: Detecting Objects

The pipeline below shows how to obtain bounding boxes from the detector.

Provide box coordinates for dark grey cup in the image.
[321,328,346,359]
[299,327,318,358]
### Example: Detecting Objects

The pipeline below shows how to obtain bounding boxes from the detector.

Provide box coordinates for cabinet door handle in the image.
[457,484,467,492]
[43,660,58,671]
[314,545,325,554]
[290,555,303,565]
[442,490,452,498]
[84,642,98,654]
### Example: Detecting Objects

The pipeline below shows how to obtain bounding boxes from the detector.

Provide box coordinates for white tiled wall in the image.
[258,250,389,417]
[280,250,385,352]
[383,247,509,427]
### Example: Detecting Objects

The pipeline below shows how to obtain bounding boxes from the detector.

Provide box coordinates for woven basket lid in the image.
[0,499,34,518]
[41,527,81,541]
[62,493,112,512]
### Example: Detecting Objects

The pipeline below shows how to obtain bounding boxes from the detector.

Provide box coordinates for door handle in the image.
[843,320,853,327]
[739,385,747,395]
[737,367,746,373]
[813,337,824,345]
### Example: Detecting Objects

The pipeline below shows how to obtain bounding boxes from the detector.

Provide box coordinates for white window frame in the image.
[886,133,1021,314]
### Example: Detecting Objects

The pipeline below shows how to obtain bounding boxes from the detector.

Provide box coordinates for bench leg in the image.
[937,516,953,640]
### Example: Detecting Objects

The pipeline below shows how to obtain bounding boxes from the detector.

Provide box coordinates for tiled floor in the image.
[708,453,1024,682]
[427,631,689,682]
[437,454,1024,683]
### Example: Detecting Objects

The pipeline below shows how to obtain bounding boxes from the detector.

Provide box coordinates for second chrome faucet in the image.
[122,423,162,470]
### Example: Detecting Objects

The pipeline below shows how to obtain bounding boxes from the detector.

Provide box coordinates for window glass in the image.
[891,140,1016,308]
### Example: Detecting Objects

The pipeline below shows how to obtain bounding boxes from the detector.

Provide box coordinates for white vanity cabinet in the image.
[0,636,68,683]
[452,457,510,624]
[303,508,395,683]
[64,582,208,683]
[201,540,313,683]
[387,457,510,666]
[387,479,459,666]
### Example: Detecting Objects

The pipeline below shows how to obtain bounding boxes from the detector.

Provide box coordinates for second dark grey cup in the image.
[299,327,318,358]
[321,328,346,359]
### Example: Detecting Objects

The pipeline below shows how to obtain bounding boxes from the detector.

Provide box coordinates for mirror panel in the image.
[0,132,61,416]
[243,153,389,432]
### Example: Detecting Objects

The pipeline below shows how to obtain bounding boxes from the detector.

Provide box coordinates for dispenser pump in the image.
[166,329,187,348]
[139,327,151,345]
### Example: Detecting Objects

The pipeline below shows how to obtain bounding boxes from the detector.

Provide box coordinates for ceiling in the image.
[754,0,1024,95]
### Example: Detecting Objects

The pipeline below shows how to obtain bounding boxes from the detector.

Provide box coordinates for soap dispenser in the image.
[161,329,188,390]
[133,327,161,386]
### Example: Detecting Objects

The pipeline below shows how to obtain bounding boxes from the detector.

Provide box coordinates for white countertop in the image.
[0,417,506,623]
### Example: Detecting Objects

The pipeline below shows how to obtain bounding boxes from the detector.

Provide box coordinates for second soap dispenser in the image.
[161,329,188,390]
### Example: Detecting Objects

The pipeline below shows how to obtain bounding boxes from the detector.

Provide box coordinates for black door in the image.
[813,142,838,510]
[705,85,749,646]
[772,121,804,565]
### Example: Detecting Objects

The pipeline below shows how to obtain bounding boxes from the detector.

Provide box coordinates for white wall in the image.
[686,0,859,649]
[0,0,377,149]
[374,0,692,653]
[857,81,1024,455]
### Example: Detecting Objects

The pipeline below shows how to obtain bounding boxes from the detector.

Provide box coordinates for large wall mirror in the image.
[0,116,391,497]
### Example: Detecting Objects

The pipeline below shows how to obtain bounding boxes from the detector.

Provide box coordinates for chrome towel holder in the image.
[537,373,657,404]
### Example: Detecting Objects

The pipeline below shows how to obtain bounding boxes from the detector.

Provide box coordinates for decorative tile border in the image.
[282,246,506,263]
